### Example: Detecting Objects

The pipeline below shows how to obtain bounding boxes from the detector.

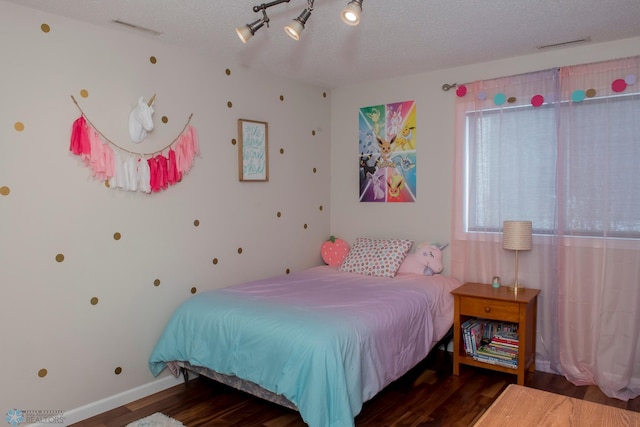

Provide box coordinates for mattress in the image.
[149,265,461,427]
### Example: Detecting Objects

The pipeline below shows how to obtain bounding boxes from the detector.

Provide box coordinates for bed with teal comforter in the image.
[149,266,461,427]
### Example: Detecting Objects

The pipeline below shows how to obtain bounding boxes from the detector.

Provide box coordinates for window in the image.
[465,92,640,238]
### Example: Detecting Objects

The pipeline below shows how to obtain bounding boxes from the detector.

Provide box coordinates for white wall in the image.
[0,1,330,416]
[330,36,640,273]
[3,0,640,418]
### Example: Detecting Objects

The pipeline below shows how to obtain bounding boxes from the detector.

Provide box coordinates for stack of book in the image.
[461,319,519,369]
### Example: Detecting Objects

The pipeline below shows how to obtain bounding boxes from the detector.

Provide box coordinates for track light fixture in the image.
[284,1,313,41]
[237,0,363,43]
[236,0,292,44]
[236,16,268,44]
[340,0,363,26]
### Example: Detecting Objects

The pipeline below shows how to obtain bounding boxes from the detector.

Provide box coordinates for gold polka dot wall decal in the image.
[313,167,317,173]
[105,181,111,188]
[80,89,89,98]
[280,95,284,101]
[150,56,157,64]
[507,97,517,103]
[231,138,237,145]
[319,205,323,211]
[212,258,219,265]
[312,130,316,136]
[225,68,231,75]
[14,122,24,132]
[41,23,50,33]
[237,247,243,254]
[0,186,10,196]
[280,148,284,154]
[162,116,168,124]
[586,88,597,98]
[191,287,197,294]
[38,369,48,378]
[90,297,99,305]
[285,268,291,274]
[55,253,64,262]
[277,211,282,218]
[154,279,160,287]
[114,367,122,375]
[303,223,308,229]
[113,232,121,240]
[193,219,200,227]
[227,101,233,108]
[323,92,327,98]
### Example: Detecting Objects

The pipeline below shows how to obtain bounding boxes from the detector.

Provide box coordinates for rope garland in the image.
[70,95,194,157]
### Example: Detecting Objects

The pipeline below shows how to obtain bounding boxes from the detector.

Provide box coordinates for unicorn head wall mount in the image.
[128,94,156,143]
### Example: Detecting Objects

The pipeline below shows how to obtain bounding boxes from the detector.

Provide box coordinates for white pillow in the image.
[339,238,413,278]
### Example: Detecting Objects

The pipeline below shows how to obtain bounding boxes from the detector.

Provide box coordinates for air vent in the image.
[537,37,591,50]
[112,19,163,36]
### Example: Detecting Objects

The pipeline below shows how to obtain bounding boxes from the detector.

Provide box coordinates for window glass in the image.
[465,94,640,238]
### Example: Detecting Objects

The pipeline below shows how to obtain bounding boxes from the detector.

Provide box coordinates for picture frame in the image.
[238,118,269,182]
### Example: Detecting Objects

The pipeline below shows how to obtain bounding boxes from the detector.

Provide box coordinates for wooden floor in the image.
[70,350,640,427]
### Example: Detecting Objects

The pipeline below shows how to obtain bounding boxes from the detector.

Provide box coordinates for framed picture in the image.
[238,118,269,182]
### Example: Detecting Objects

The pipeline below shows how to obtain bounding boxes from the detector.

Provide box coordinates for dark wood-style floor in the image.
[70,350,640,427]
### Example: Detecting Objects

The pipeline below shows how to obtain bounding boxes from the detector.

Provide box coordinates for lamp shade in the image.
[284,20,304,40]
[236,25,254,43]
[341,1,362,25]
[502,221,532,251]
[284,8,312,40]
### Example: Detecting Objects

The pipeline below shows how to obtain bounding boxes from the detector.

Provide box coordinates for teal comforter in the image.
[149,266,460,427]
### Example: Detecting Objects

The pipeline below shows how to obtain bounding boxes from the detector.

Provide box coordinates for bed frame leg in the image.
[180,367,189,384]
[439,326,454,356]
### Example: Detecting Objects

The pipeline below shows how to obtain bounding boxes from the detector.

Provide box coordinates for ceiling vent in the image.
[111,19,163,36]
[537,37,591,50]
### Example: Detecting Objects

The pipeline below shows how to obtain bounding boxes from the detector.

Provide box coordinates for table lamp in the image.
[502,220,532,293]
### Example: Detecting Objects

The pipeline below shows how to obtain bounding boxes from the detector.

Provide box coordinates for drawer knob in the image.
[484,306,491,313]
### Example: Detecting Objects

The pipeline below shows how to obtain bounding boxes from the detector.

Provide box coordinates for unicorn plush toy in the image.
[397,242,448,276]
[128,95,156,143]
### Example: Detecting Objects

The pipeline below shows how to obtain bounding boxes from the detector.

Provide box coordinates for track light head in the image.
[238,0,357,43]
[236,16,269,44]
[341,0,363,26]
[284,8,312,41]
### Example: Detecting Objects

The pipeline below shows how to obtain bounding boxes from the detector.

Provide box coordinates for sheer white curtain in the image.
[557,57,640,400]
[452,56,640,400]
[451,68,562,375]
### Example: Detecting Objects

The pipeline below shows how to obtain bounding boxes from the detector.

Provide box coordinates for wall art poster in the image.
[359,100,416,202]
[238,119,269,181]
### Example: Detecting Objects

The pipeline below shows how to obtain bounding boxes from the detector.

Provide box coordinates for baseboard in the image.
[42,374,192,426]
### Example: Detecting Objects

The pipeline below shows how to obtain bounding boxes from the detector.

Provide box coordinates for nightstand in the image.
[451,282,540,385]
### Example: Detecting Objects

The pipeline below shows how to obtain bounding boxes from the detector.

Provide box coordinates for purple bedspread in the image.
[149,266,461,427]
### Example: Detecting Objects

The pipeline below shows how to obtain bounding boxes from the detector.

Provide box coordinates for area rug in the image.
[125,412,185,427]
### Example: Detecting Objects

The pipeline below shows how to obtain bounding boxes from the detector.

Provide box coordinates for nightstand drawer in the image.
[460,296,519,322]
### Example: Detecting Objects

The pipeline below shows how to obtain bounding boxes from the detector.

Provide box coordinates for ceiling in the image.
[6,0,640,89]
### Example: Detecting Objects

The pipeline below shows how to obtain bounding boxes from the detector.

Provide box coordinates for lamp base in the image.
[506,283,526,293]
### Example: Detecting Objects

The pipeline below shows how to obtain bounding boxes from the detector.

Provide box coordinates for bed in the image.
[149,265,461,427]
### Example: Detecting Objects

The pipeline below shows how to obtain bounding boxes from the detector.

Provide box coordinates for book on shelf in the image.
[491,330,519,346]
[460,318,519,367]
[461,319,485,355]
[478,343,518,359]
[473,354,518,369]
[477,345,517,360]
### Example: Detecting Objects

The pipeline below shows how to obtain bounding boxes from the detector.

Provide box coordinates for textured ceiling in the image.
[5,0,640,88]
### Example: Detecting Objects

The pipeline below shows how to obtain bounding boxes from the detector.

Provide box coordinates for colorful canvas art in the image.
[359,100,416,202]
